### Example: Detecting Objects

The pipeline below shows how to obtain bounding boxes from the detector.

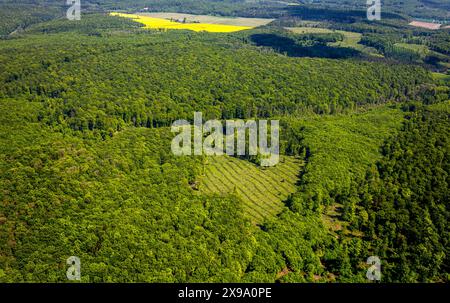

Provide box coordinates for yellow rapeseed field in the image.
[110,12,253,33]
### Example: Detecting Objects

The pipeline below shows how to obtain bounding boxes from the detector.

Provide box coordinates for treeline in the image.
[2,101,447,282]
[359,30,450,71]
[0,98,381,283]
[271,11,450,71]
[0,98,354,283]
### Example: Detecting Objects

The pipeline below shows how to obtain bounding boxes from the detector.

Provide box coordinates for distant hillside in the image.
[290,0,450,21]
[1,0,449,21]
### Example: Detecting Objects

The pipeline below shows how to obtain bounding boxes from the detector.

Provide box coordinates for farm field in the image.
[409,21,442,30]
[199,155,303,223]
[110,12,267,32]
[139,12,274,27]
[285,27,381,56]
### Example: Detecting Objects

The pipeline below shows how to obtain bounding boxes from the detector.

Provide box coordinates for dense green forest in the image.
[344,105,450,282]
[0,2,449,283]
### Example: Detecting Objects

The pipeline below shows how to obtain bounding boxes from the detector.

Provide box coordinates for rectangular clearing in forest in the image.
[198,155,304,224]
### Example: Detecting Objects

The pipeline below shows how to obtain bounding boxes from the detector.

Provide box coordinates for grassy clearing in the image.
[199,155,303,224]
[285,27,381,56]
[432,72,450,82]
[110,12,263,33]
[395,43,430,57]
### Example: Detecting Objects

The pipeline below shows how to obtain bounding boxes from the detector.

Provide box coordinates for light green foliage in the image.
[283,107,405,210]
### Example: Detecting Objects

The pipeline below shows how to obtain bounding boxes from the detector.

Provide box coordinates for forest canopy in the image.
[0,3,449,283]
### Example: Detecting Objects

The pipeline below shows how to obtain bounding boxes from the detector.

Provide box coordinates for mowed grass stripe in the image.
[214,161,273,214]
[233,185,273,220]
[268,164,299,184]
[221,158,283,209]
[224,158,282,200]
[207,157,286,217]
[241,204,265,223]
[202,168,269,220]
[201,185,267,222]
[281,158,304,176]
[202,171,223,193]
[263,166,298,192]
[272,158,302,177]
[214,158,278,216]
[204,164,237,194]
[199,155,303,223]
[236,188,273,220]
[275,162,301,179]
[263,170,296,194]
[246,164,294,196]
[217,156,297,197]
[201,177,215,192]
[207,165,233,192]
[230,167,283,213]
[232,157,296,195]
[228,157,294,195]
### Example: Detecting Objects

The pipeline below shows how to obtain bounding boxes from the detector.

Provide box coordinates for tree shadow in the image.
[250,33,360,59]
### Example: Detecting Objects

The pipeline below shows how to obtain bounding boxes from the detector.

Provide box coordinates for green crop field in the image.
[199,156,304,223]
